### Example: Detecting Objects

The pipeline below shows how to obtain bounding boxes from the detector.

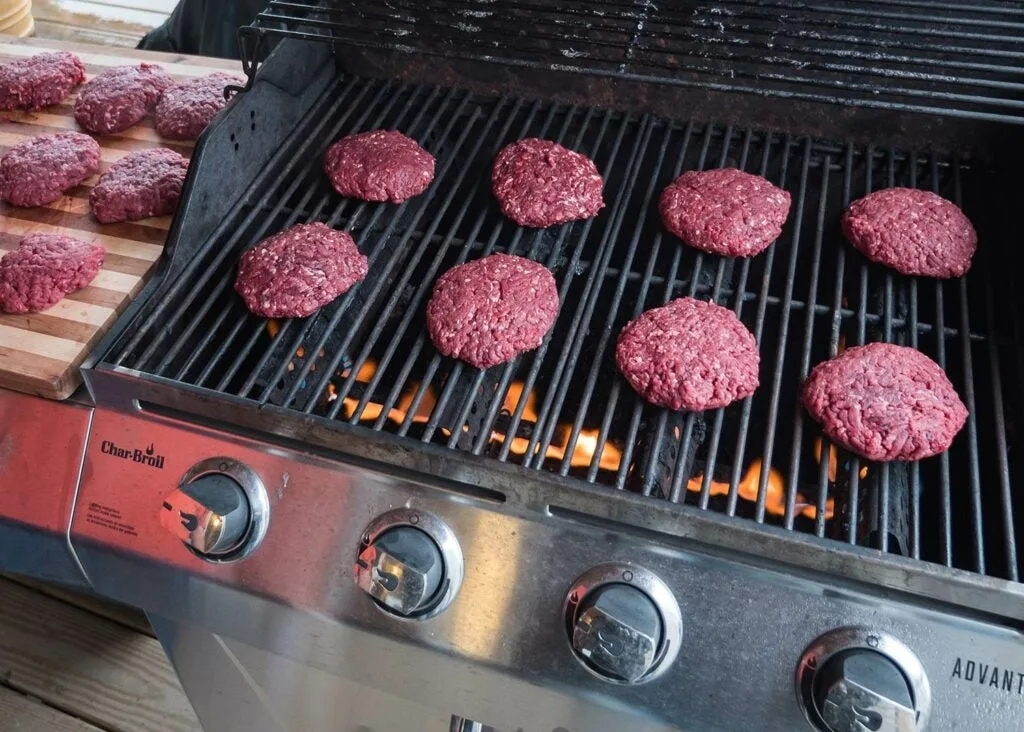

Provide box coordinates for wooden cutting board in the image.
[0,39,240,399]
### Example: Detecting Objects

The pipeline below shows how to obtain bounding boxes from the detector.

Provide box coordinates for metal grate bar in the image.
[908,158,922,560]
[952,161,986,574]
[535,114,653,472]
[754,139,812,523]
[929,155,954,568]
[785,153,830,532]
[982,242,1019,581]
[725,139,789,516]
[693,134,762,509]
[611,122,696,491]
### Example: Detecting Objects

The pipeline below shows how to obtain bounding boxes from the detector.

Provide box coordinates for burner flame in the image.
[813,437,868,482]
[489,382,623,471]
[686,459,835,521]
[332,360,435,425]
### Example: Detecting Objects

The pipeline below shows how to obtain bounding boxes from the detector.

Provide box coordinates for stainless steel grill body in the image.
[72,401,1024,731]
[0,390,91,587]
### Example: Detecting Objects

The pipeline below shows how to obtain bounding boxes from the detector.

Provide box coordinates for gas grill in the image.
[58,2,1024,731]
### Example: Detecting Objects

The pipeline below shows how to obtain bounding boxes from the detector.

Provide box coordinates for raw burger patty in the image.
[659,168,791,257]
[154,72,241,140]
[841,187,977,278]
[74,63,174,135]
[90,148,189,223]
[0,131,100,207]
[491,138,604,228]
[323,130,434,203]
[0,51,85,111]
[616,297,759,411]
[802,342,968,462]
[426,253,559,368]
[0,233,104,313]
[234,222,368,318]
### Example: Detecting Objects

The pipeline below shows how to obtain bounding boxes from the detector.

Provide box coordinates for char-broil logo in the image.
[100,440,166,470]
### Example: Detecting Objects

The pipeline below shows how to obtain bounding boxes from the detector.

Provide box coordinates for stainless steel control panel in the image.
[70,405,1024,731]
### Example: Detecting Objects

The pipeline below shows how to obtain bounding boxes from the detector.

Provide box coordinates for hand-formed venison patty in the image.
[841,187,977,278]
[74,63,174,135]
[491,138,604,228]
[0,131,100,208]
[323,130,435,203]
[0,51,86,111]
[426,253,559,368]
[802,342,968,462]
[0,233,105,313]
[154,72,242,140]
[90,148,189,223]
[234,222,368,318]
[659,168,791,257]
[616,297,759,411]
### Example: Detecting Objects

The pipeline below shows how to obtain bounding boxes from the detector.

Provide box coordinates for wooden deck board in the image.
[0,578,201,732]
[0,685,106,731]
[3,573,155,637]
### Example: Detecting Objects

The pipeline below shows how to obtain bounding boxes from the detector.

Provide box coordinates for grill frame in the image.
[94,52,1024,605]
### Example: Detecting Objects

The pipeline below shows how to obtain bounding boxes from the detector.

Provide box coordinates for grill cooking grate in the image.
[110,75,1022,583]
[240,0,1024,124]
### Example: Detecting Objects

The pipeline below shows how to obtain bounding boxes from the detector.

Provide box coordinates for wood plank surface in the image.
[0,38,243,399]
[3,572,154,637]
[0,577,201,732]
[0,685,107,732]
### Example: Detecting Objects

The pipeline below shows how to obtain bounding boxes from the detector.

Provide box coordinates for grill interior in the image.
[107,71,1023,584]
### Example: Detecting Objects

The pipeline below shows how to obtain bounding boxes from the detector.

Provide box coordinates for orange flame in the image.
[686,459,834,520]
[489,382,623,471]
[333,359,436,424]
[813,437,868,482]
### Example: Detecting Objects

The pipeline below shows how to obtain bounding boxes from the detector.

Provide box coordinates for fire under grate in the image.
[108,74,1023,583]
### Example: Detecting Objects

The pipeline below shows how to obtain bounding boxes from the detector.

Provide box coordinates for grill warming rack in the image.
[104,75,1023,585]
[238,0,1024,127]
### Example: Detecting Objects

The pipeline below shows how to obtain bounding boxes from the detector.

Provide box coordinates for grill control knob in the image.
[815,650,915,732]
[354,509,463,620]
[797,629,932,732]
[161,457,270,562]
[356,526,444,616]
[162,474,250,556]
[564,564,682,685]
[572,583,662,683]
